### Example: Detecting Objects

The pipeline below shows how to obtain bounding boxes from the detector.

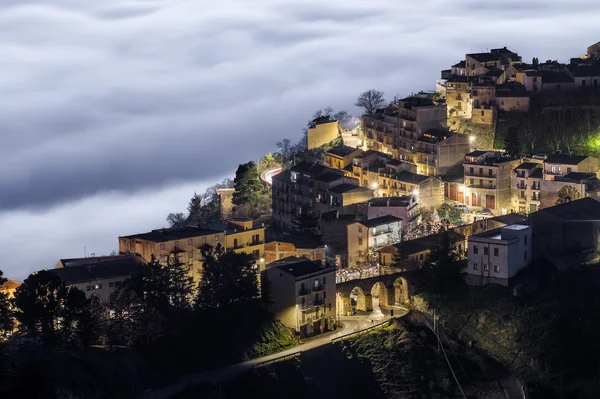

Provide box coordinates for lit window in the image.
[473,245,478,255]
[483,264,489,272]
[188,239,193,246]
[160,243,165,250]
[494,265,499,273]
[358,238,363,245]
[473,263,478,271]
[484,247,489,255]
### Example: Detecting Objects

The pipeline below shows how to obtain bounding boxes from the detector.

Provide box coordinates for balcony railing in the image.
[517,184,528,190]
[466,184,497,190]
[465,170,494,177]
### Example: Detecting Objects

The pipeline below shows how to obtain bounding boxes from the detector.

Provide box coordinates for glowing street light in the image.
[412,189,419,196]
[459,185,465,191]
[469,135,475,143]
[371,182,378,189]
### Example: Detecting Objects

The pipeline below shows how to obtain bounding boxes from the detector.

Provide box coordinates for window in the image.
[188,239,193,246]
[493,247,499,257]
[314,279,319,288]
[94,284,102,290]
[479,179,483,186]
[233,238,238,248]
[483,264,489,272]
[488,169,493,177]
[494,265,500,273]
[473,263,478,270]
[501,100,504,105]
[524,235,528,245]
[358,238,363,245]
[481,111,484,116]
[358,227,363,233]
[484,246,489,255]
[524,251,527,261]
[328,303,332,312]
[323,276,326,285]
[567,167,572,174]
[473,245,478,254]
[160,243,165,250]
[470,167,474,174]
[324,291,326,299]
[470,178,474,185]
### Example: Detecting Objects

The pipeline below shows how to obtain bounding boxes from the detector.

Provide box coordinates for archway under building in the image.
[393,276,409,306]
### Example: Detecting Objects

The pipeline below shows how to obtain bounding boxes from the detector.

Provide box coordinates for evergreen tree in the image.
[504,126,522,156]
[391,234,410,271]
[166,254,195,310]
[13,270,68,346]
[293,210,320,235]
[232,161,263,206]
[420,231,463,294]
[0,270,14,336]
[197,244,258,309]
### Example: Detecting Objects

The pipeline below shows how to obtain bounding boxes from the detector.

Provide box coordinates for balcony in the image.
[516,184,528,190]
[466,184,497,190]
[464,170,494,177]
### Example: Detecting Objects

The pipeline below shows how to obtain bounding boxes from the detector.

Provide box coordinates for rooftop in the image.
[545,154,590,165]
[572,65,600,77]
[317,172,346,183]
[269,257,328,278]
[273,234,323,249]
[557,172,598,182]
[121,226,223,243]
[356,215,402,228]
[290,161,331,175]
[395,170,429,184]
[50,256,144,285]
[399,96,435,108]
[452,61,466,68]
[326,145,361,158]
[328,183,370,194]
[530,169,543,179]
[536,197,600,218]
[515,162,539,171]
[466,150,490,157]
[472,224,530,240]
[272,169,291,183]
[368,196,414,208]
[467,52,502,63]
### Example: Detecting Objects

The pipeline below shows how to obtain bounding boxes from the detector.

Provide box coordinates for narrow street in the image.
[141,306,406,399]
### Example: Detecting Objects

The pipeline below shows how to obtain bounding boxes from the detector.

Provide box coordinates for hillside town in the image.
[3,40,600,398]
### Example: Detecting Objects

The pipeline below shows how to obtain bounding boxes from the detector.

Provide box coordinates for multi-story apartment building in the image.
[263,257,336,337]
[463,151,521,214]
[51,254,145,302]
[446,76,472,118]
[212,218,266,264]
[543,154,599,180]
[272,161,372,231]
[367,196,419,235]
[347,215,402,267]
[362,96,470,176]
[465,224,532,286]
[514,162,543,214]
[119,226,227,282]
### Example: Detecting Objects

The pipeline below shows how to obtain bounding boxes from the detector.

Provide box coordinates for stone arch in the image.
[351,286,372,312]
[336,292,350,316]
[370,281,392,307]
[393,276,409,305]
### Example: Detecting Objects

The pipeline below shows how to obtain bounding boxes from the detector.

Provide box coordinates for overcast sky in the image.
[2,0,599,280]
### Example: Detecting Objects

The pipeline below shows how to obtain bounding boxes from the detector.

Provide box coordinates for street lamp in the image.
[412,189,419,196]
[371,182,378,189]
[469,135,475,143]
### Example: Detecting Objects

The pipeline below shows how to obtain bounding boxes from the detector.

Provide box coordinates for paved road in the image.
[141,307,406,399]
[260,167,282,185]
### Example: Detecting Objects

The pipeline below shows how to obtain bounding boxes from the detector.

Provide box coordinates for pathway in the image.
[141,307,406,399]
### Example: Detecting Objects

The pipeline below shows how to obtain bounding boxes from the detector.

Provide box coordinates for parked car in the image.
[476,208,493,216]
[454,203,468,211]
[532,154,547,160]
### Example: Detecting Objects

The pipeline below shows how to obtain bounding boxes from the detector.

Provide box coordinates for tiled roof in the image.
[355,215,402,228]
[121,226,223,243]
[50,256,144,285]
[545,154,590,165]
[515,162,539,171]
[270,257,327,277]
[466,53,501,63]
[395,170,429,184]
[537,197,600,218]
[452,61,466,68]
[328,184,370,194]
[326,145,361,157]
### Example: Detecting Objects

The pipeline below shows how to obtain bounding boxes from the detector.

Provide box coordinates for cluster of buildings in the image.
[437,41,600,124]
[4,41,600,340]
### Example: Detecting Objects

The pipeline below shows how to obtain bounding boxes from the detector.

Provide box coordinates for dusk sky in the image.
[2,0,600,280]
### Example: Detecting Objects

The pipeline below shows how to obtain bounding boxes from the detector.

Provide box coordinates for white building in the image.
[366,196,419,235]
[347,215,402,268]
[465,224,532,286]
[263,257,336,338]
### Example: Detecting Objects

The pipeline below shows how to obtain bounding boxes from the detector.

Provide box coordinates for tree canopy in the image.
[504,126,522,156]
[355,90,386,116]
[196,244,259,309]
[556,185,581,204]
[232,161,264,206]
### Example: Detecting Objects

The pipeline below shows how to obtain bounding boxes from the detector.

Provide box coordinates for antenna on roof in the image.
[84,246,87,258]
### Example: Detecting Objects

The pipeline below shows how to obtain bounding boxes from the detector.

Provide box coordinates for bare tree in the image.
[166,213,187,228]
[355,90,386,116]
[556,185,581,204]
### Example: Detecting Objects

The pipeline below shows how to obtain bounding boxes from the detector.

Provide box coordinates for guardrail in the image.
[251,351,302,369]
[331,319,392,343]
